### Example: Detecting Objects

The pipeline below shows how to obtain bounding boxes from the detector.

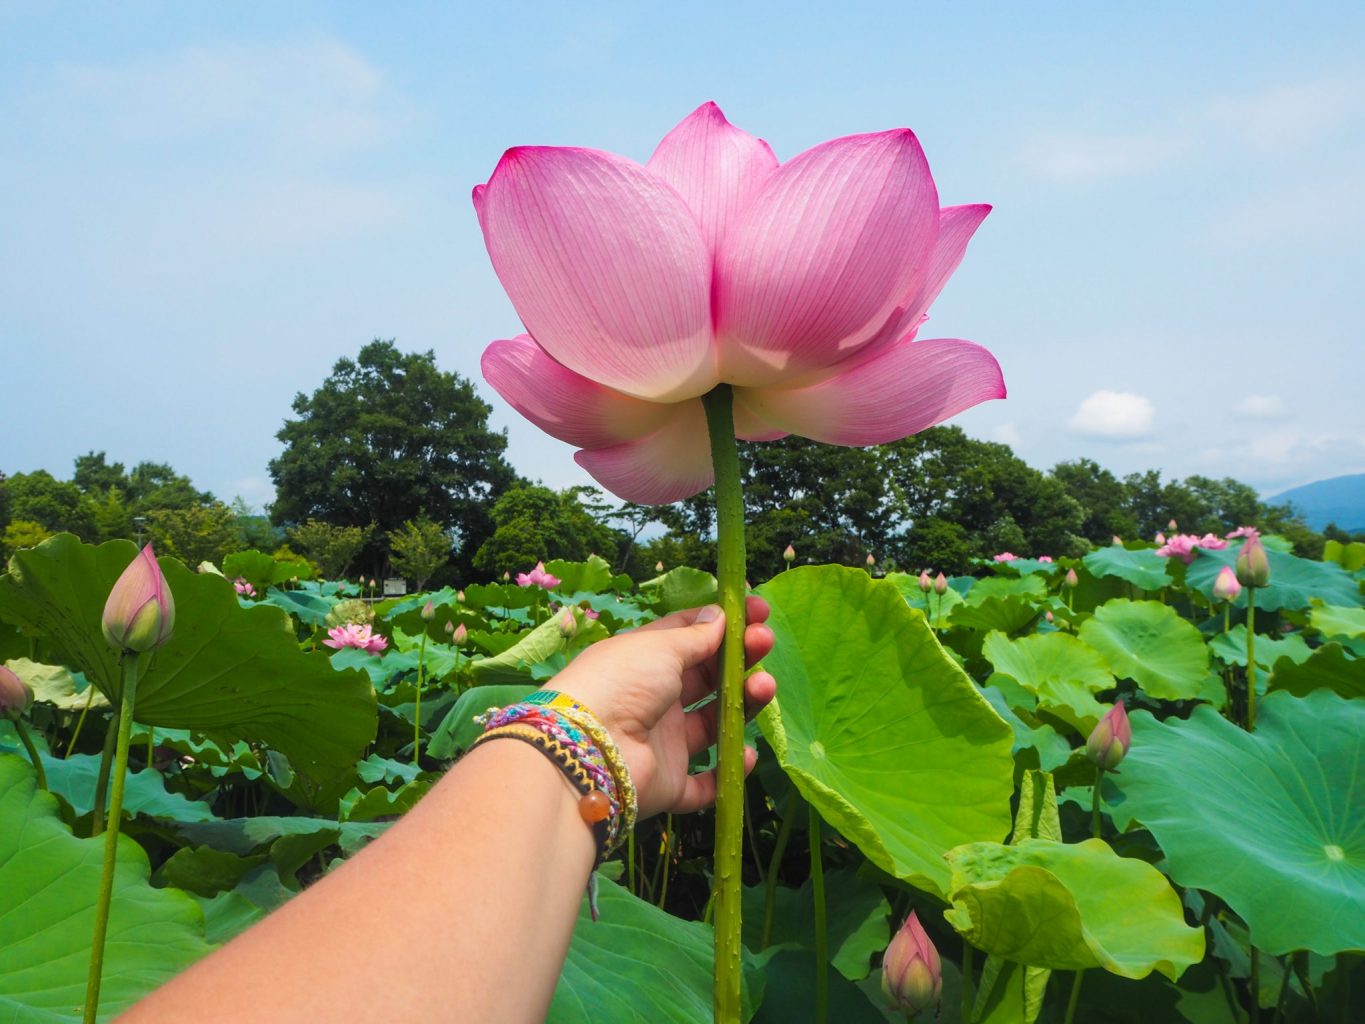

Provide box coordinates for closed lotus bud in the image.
[456,589,466,603]
[452,622,468,644]
[933,572,948,596]
[557,609,577,638]
[1168,518,1179,531]
[102,544,176,653]
[1064,568,1079,588]
[1235,535,1271,588]
[1045,610,1054,622]
[369,577,377,589]
[882,910,941,1016]
[421,600,436,622]
[780,544,796,565]
[444,620,455,635]
[1111,535,1123,545]
[866,553,876,567]
[918,570,932,593]
[1212,565,1242,602]
[1085,702,1132,771]
[1,665,34,721]
[1154,531,1166,545]
[502,571,511,582]
[656,561,665,572]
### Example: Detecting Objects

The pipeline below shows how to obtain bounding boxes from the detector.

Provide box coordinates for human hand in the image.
[551,598,776,820]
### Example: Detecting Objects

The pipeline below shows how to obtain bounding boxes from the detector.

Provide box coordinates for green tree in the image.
[1051,458,1139,543]
[269,340,518,572]
[472,486,621,577]
[388,516,452,590]
[145,503,242,566]
[1,519,52,558]
[5,470,95,539]
[289,519,370,580]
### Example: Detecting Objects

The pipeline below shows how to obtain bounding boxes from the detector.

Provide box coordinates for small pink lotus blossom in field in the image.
[1156,533,1228,564]
[918,570,932,592]
[1198,533,1228,550]
[1212,566,1242,603]
[1086,702,1132,771]
[1112,535,1123,545]
[1168,518,1179,531]
[1045,610,1054,622]
[1226,525,1259,540]
[882,910,941,1016]
[783,544,796,563]
[1064,568,1079,588]
[233,578,256,598]
[866,553,877,567]
[476,102,1005,504]
[581,605,601,620]
[1037,555,1053,563]
[1154,531,1166,545]
[933,572,949,596]
[557,609,578,638]
[515,561,561,589]
[324,623,388,653]
[451,622,468,645]
[992,552,1018,562]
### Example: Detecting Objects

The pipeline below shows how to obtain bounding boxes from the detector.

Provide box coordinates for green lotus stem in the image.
[627,829,637,896]
[1250,947,1261,1024]
[744,786,765,883]
[702,384,749,1024]
[66,683,97,758]
[761,790,799,949]
[1271,953,1293,1024]
[91,708,119,835]
[413,631,427,764]
[13,717,48,790]
[84,655,141,1024]
[1063,969,1085,1024]
[656,814,674,910]
[809,803,828,1024]
[1092,768,1104,838]
[147,725,154,769]
[1245,592,1258,731]
[962,941,975,1022]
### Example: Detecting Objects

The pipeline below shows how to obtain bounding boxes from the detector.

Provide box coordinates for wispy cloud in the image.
[1234,395,1288,420]
[1067,390,1156,439]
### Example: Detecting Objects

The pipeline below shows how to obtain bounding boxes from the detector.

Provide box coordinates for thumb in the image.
[666,604,726,668]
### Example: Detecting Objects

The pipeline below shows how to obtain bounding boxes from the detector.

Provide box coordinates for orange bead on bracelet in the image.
[578,789,612,824]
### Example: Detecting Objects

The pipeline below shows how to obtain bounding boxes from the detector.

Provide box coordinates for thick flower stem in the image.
[84,655,141,1024]
[13,717,48,790]
[761,790,800,949]
[1245,593,1258,731]
[809,803,829,1024]
[702,384,749,1024]
[66,683,97,758]
[91,708,119,835]
[414,632,427,765]
[1092,768,1104,839]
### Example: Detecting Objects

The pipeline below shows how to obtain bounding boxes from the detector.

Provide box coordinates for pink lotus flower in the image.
[1212,565,1242,602]
[102,544,176,653]
[323,623,388,654]
[1154,531,1166,545]
[1086,702,1132,771]
[476,103,1005,504]
[233,578,256,598]
[515,561,561,589]
[1155,533,1229,564]
[882,910,942,1016]
[1037,555,1053,563]
[1226,525,1259,540]
[992,552,1018,562]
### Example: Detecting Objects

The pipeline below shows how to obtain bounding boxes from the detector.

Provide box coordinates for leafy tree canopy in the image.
[472,486,622,578]
[268,340,518,571]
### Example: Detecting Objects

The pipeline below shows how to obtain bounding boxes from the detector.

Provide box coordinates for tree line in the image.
[4,340,1355,584]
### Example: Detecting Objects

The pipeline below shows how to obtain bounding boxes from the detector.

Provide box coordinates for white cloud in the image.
[1020,130,1187,182]
[1206,77,1363,151]
[1235,394,1287,419]
[991,421,1023,448]
[1067,390,1156,439]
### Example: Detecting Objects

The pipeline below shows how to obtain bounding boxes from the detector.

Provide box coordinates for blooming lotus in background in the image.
[516,561,561,589]
[1226,525,1259,540]
[476,102,1005,504]
[324,623,388,654]
[1155,533,1228,564]
[1037,555,1053,563]
[102,544,176,653]
[882,910,942,1016]
[992,552,1018,562]
[233,578,256,598]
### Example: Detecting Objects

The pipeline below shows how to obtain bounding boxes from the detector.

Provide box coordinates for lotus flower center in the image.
[1324,844,1345,862]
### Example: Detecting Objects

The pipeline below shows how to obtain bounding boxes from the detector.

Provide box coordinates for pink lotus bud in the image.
[918,571,932,593]
[502,571,511,581]
[1154,531,1166,545]
[882,910,941,1016]
[102,544,176,653]
[783,544,796,563]
[1212,566,1242,602]
[444,620,455,635]
[1168,519,1178,531]
[456,589,466,603]
[1045,610,1054,622]
[656,560,665,572]
[369,578,377,589]
[1235,535,1271,588]
[866,553,876,567]
[452,622,468,644]
[1064,568,1079,588]
[557,609,577,638]
[1037,555,1053,563]
[933,572,948,596]
[0,665,34,721]
[421,600,436,621]
[1111,535,1123,545]
[992,551,1018,562]
[1085,702,1132,771]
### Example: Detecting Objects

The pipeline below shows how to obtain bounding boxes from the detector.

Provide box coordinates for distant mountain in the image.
[1271,474,1365,532]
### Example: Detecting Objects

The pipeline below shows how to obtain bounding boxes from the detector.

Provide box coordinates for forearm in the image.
[122,740,595,1024]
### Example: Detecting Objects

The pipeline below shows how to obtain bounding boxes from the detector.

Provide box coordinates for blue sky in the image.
[3,1,1363,514]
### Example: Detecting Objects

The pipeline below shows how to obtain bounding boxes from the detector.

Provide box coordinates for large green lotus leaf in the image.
[949,595,1041,636]
[998,558,1063,577]
[1082,547,1173,591]
[32,752,218,823]
[968,575,1049,603]
[470,613,572,683]
[1208,625,1312,669]
[979,686,1073,772]
[461,581,542,611]
[221,549,314,595]
[1104,691,1365,954]
[545,554,632,595]
[171,814,387,857]
[638,566,718,614]
[3,658,109,710]
[982,631,1115,733]
[1324,539,1365,572]
[550,878,761,1023]
[1312,604,1365,641]
[1078,599,1210,700]
[741,868,890,981]
[1267,643,1365,699]
[0,755,214,1021]
[943,838,1204,980]
[427,683,535,759]
[260,586,335,627]
[1185,547,1362,612]
[0,536,376,788]
[756,566,1014,897]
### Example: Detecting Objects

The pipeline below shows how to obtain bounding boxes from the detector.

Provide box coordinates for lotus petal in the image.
[714,130,939,386]
[475,146,715,401]
[646,101,778,257]
[735,337,1004,446]
[575,401,713,504]
[481,335,674,448]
